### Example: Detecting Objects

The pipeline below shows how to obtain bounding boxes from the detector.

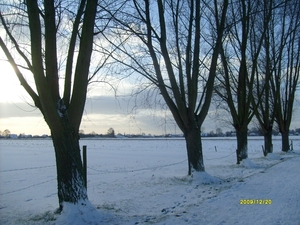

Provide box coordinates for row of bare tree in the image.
[214,0,300,162]
[0,0,299,214]
[100,0,299,168]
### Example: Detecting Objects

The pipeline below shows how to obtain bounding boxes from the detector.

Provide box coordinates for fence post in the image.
[290,140,293,151]
[83,145,87,189]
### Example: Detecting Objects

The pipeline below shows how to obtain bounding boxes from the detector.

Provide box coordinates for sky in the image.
[1,59,300,136]
[0,60,182,136]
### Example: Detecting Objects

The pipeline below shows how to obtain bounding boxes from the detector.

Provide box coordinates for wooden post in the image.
[290,140,293,151]
[83,145,87,189]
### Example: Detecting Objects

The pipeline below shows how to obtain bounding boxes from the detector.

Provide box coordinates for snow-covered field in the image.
[0,137,299,224]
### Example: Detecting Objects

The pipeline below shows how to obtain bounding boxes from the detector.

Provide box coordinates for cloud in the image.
[0,102,41,118]
[81,95,175,135]
[0,95,173,135]
[3,94,299,136]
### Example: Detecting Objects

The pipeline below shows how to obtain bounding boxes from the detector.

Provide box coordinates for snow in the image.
[241,157,258,168]
[55,200,104,225]
[56,99,67,118]
[0,137,299,224]
[191,171,223,185]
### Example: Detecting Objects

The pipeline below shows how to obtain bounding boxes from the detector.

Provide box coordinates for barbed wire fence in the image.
[0,178,57,196]
[0,145,238,196]
[0,165,56,196]
[0,165,55,173]
[87,159,188,175]
[0,158,189,196]
[204,150,236,160]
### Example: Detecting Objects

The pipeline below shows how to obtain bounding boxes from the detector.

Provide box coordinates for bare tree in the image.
[100,0,228,175]
[215,0,272,163]
[216,127,223,136]
[253,0,280,156]
[0,0,98,211]
[270,0,300,152]
[107,127,115,137]
[2,129,11,137]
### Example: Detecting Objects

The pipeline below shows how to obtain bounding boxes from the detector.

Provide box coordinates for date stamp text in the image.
[240,199,272,205]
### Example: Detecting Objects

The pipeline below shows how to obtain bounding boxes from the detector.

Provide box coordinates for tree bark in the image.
[51,115,87,211]
[263,129,273,156]
[184,127,204,175]
[236,126,248,163]
[281,129,290,152]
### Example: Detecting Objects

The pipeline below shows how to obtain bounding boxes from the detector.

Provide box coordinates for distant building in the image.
[116,133,125,138]
[9,134,18,139]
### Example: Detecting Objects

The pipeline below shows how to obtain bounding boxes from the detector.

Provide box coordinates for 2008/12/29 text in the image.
[240,199,272,205]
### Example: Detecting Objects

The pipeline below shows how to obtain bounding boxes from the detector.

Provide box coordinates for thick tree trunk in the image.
[184,127,205,175]
[281,130,290,152]
[263,130,273,156]
[236,128,248,163]
[51,120,87,211]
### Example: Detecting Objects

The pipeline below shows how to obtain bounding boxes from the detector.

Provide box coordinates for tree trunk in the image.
[184,127,205,175]
[236,127,248,163]
[51,119,87,211]
[263,130,273,156]
[281,130,290,152]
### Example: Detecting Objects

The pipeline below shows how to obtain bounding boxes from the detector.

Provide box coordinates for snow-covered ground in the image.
[0,137,299,224]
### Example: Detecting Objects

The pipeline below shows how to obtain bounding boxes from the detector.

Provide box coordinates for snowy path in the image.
[161,156,300,225]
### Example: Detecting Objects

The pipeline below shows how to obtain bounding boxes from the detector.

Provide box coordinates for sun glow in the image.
[0,61,31,103]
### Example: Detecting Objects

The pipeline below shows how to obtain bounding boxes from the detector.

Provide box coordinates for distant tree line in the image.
[205,127,300,137]
[2,127,300,139]
[78,128,115,138]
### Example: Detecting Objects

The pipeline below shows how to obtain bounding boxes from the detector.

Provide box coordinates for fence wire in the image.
[0,149,237,196]
[88,159,188,175]
[0,178,56,196]
[204,151,236,160]
[0,165,55,173]
[0,159,188,195]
